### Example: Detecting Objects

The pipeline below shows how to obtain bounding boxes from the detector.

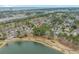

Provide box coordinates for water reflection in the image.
[14,41,22,46]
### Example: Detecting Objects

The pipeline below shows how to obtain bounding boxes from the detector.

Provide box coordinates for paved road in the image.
[0,15,28,22]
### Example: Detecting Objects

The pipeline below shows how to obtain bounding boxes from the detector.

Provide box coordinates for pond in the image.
[0,41,62,54]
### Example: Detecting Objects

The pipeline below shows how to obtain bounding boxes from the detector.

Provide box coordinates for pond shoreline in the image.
[0,36,79,54]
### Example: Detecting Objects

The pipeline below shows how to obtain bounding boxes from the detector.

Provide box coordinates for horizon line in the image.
[0,5,79,7]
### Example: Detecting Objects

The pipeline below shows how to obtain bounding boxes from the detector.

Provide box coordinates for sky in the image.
[0,0,79,7]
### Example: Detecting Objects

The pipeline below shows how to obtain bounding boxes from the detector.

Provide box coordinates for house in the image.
[5,29,17,39]
[71,28,79,36]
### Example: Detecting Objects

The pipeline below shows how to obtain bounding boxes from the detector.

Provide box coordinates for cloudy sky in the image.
[0,0,79,6]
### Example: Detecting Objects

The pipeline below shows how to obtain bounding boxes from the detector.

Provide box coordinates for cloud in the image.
[0,0,79,5]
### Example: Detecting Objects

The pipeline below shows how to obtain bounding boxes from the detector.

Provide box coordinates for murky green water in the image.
[0,41,62,54]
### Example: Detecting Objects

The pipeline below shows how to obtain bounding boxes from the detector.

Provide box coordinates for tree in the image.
[33,27,45,36]
[33,24,50,36]
[0,32,6,40]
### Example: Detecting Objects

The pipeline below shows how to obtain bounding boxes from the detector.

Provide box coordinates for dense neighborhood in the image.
[0,8,79,52]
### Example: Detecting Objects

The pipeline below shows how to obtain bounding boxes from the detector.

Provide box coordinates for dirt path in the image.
[0,36,79,54]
